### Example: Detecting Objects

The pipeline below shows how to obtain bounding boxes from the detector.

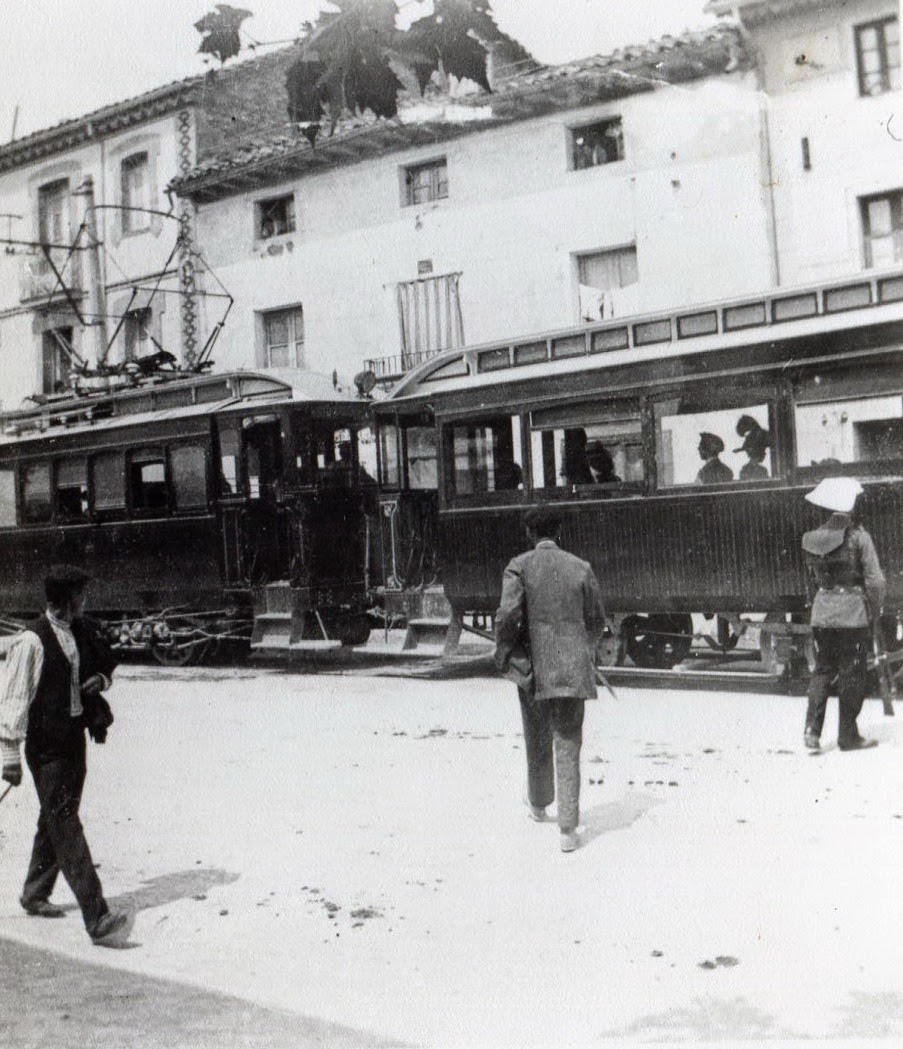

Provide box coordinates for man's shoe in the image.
[90,911,127,946]
[838,737,878,752]
[524,796,551,822]
[560,830,579,853]
[20,897,65,918]
[803,732,820,750]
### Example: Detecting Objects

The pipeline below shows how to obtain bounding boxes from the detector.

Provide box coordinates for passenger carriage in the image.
[373,269,903,673]
[0,368,377,663]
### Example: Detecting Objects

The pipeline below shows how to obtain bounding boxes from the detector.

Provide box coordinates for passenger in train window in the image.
[586,442,621,484]
[734,416,771,481]
[801,477,885,752]
[563,428,595,486]
[695,432,733,484]
[494,457,523,491]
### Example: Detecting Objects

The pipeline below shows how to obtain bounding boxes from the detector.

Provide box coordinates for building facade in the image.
[173,26,778,383]
[706,0,902,285]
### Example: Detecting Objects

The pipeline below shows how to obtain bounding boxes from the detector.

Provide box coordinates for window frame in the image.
[860,189,903,269]
[19,460,53,526]
[127,446,170,516]
[527,397,647,499]
[37,178,69,245]
[120,151,151,235]
[651,385,781,492]
[402,158,449,207]
[569,116,625,170]
[54,457,90,523]
[90,450,127,518]
[855,16,900,97]
[262,306,304,368]
[792,364,903,482]
[168,441,211,511]
[442,412,528,508]
[256,193,297,240]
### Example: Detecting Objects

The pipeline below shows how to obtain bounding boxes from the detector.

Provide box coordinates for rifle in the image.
[871,619,896,717]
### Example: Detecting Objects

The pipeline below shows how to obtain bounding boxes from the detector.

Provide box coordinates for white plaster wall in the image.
[0,112,188,409]
[194,71,774,380]
[747,0,902,284]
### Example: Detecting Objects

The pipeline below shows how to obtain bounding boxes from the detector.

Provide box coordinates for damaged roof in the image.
[171,23,748,204]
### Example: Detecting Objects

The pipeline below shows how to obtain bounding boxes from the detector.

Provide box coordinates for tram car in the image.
[373,269,903,674]
[0,368,377,663]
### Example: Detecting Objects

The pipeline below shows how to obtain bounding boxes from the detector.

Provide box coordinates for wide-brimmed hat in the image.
[804,477,863,513]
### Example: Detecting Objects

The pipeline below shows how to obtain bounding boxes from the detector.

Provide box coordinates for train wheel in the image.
[151,639,207,667]
[623,613,693,669]
[336,614,372,647]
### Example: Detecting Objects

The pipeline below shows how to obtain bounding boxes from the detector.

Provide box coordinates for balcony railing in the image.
[364,348,444,383]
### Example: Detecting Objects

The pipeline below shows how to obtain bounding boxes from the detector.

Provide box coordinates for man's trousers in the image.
[518,691,585,832]
[805,627,870,745]
[23,739,108,932]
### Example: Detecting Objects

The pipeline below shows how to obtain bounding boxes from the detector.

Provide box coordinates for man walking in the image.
[802,478,885,752]
[0,565,126,945]
[495,508,606,852]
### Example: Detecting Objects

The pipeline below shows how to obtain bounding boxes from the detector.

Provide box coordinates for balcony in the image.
[364,348,444,385]
[19,251,84,305]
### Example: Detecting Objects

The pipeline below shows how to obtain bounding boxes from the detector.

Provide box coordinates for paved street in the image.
[1,661,902,1047]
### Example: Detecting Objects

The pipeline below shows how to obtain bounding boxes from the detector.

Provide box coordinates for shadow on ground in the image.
[580,791,662,848]
[0,935,402,1049]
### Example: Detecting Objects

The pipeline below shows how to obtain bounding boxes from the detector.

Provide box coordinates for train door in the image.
[376,414,440,592]
[216,413,287,585]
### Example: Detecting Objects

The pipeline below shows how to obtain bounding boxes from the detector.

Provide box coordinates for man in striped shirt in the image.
[1,564,126,946]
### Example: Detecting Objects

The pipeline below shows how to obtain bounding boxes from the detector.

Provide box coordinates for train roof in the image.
[0,368,366,448]
[379,268,903,408]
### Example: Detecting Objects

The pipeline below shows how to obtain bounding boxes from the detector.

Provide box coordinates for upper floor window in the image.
[861,190,903,268]
[403,158,448,206]
[121,152,150,233]
[263,306,304,368]
[38,179,69,245]
[124,307,152,361]
[257,194,296,239]
[397,273,465,362]
[571,118,624,169]
[41,327,73,395]
[577,246,638,322]
[855,16,900,96]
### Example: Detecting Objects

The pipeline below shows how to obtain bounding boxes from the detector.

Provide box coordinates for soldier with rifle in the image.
[802,478,887,752]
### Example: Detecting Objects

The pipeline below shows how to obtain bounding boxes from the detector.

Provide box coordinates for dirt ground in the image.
[1,662,902,1047]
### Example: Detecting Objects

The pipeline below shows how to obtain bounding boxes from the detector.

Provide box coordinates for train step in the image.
[251,638,342,653]
[402,617,452,652]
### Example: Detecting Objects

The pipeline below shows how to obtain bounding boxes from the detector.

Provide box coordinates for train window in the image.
[129,448,168,512]
[219,427,239,494]
[92,453,126,511]
[170,444,208,508]
[317,428,354,487]
[56,459,89,520]
[0,469,17,527]
[357,427,379,486]
[795,392,903,470]
[449,415,524,496]
[21,463,52,524]
[406,427,438,489]
[655,397,774,487]
[530,401,643,489]
[378,424,400,487]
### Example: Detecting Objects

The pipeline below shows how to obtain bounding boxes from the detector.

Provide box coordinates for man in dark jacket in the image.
[0,565,126,945]
[802,478,885,752]
[495,508,606,852]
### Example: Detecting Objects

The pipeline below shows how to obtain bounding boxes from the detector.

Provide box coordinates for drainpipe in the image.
[74,175,110,370]
[729,7,781,287]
